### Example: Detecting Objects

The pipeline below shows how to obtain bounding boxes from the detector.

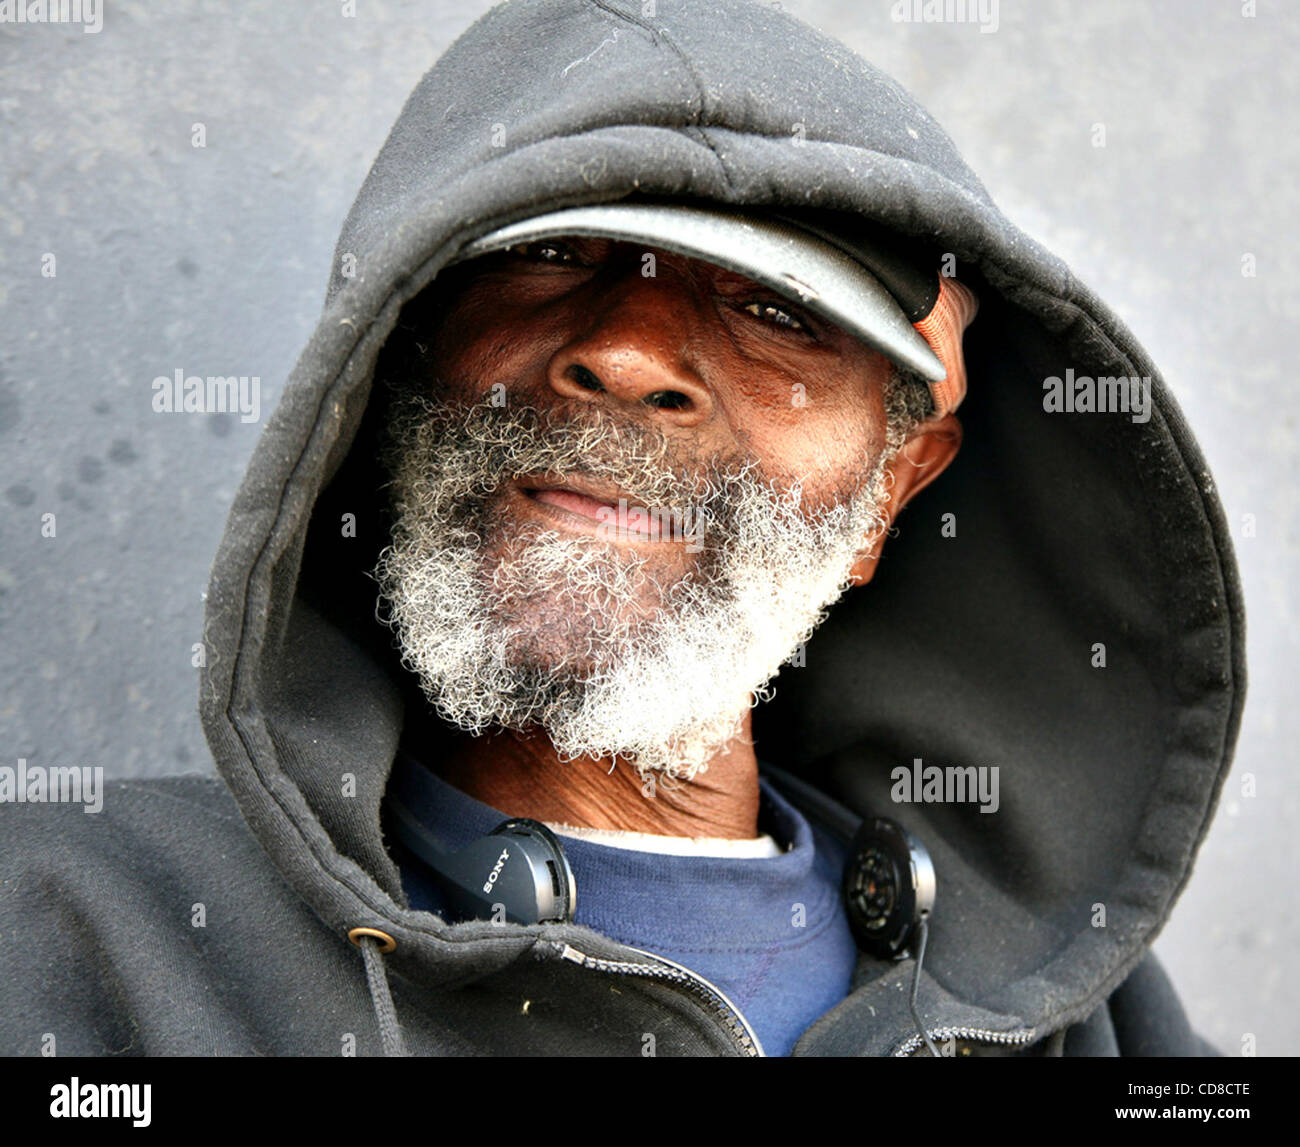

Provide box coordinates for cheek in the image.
[429,287,557,397]
[731,381,885,495]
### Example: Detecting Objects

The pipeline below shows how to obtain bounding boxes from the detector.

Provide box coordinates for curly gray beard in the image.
[374,386,903,782]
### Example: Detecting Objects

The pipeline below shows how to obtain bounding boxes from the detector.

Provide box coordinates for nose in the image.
[545,268,714,427]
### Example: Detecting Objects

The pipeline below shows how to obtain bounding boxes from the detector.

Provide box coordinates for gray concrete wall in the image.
[1,0,1293,1054]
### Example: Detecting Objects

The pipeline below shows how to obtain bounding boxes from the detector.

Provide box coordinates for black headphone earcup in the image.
[842,817,935,959]
[431,818,576,925]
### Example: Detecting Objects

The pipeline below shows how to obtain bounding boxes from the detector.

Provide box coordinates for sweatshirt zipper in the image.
[554,941,765,1057]
[892,1024,1037,1057]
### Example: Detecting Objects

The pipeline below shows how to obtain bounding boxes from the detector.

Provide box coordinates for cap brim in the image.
[451,202,947,382]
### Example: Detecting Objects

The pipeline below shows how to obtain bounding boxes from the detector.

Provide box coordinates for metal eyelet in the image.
[347,926,396,954]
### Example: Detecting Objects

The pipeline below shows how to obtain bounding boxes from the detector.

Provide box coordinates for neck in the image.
[430,711,761,839]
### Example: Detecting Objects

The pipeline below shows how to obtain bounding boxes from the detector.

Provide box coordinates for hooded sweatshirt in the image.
[0,0,1244,1057]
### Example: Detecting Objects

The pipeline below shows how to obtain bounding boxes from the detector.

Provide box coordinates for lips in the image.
[532,487,616,522]
[516,476,664,540]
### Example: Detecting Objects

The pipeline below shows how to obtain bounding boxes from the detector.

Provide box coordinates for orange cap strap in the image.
[913,275,980,418]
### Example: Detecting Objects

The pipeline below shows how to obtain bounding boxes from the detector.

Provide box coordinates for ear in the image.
[847,412,962,588]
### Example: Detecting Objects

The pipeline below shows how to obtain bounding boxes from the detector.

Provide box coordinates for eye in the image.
[503,239,583,266]
[741,299,813,335]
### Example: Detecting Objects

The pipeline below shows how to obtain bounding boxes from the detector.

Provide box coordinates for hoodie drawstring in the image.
[348,928,410,1057]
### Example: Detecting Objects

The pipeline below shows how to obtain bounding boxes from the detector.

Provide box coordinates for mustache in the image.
[381,386,767,533]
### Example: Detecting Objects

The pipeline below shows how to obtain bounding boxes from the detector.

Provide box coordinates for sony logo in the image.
[482,847,510,894]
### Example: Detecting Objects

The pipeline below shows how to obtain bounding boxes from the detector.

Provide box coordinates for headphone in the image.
[390,792,941,1053]
[388,800,576,924]
[841,815,935,960]
[389,796,932,954]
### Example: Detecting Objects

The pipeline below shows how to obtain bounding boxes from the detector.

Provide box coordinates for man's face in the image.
[375,235,923,779]
[427,235,895,502]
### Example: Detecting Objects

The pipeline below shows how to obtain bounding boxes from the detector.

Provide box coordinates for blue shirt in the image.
[383,753,858,1056]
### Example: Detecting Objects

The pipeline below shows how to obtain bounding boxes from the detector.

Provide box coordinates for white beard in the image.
[374,389,899,782]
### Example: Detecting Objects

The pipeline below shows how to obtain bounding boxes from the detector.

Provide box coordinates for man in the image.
[0,0,1243,1057]
[359,203,973,1056]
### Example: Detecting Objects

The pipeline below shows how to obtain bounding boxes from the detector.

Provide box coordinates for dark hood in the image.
[198,0,1245,1052]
